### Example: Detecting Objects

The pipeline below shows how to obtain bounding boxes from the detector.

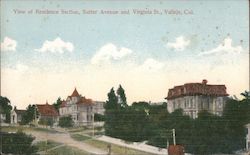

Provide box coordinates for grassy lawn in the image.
[67,127,87,133]
[85,139,155,155]
[70,134,91,141]
[35,140,62,152]
[1,126,58,133]
[46,146,89,155]
[35,140,89,155]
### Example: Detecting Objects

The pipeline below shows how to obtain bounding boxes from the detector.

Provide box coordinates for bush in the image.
[94,113,105,122]
[59,116,73,128]
[1,131,38,155]
[38,117,54,127]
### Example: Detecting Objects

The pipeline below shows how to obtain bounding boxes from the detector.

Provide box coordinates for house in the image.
[0,114,6,123]
[10,107,26,124]
[246,123,250,151]
[165,79,229,119]
[59,88,105,126]
[36,102,59,125]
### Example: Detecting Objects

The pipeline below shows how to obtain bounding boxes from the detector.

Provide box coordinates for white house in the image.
[10,108,26,124]
[165,79,229,119]
[59,88,105,126]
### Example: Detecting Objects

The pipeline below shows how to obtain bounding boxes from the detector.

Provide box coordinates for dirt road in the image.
[26,130,107,155]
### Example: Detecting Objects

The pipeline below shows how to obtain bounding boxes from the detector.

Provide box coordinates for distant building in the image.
[165,79,229,119]
[246,124,250,151]
[149,101,166,106]
[0,114,6,122]
[59,88,105,126]
[10,107,26,124]
[36,102,59,125]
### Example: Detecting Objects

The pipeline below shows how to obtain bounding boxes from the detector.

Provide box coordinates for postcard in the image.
[0,0,249,155]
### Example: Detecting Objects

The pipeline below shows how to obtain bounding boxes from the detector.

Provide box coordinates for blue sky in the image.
[1,0,249,108]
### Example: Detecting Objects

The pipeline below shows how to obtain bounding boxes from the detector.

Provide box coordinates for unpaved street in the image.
[25,130,107,155]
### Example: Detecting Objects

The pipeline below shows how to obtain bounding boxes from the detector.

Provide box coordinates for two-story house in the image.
[59,88,105,126]
[165,79,229,119]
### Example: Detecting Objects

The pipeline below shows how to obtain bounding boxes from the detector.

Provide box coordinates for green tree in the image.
[104,88,118,136]
[94,113,105,122]
[38,117,54,127]
[117,85,128,108]
[2,131,38,155]
[0,96,12,123]
[53,97,62,112]
[21,104,39,125]
[59,116,73,128]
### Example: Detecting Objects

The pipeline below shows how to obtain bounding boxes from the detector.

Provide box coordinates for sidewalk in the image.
[96,135,168,155]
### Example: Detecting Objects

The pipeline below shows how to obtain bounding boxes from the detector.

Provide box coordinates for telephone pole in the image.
[172,129,176,146]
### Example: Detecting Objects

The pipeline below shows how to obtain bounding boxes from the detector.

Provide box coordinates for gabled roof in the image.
[36,102,59,116]
[166,79,228,100]
[71,88,80,97]
[60,100,67,108]
[14,109,26,115]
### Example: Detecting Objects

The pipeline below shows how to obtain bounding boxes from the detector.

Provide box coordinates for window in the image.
[173,102,176,109]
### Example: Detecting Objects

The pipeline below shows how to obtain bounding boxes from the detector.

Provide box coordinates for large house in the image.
[246,124,250,151]
[36,102,59,125]
[165,79,229,119]
[59,88,105,126]
[10,107,26,124]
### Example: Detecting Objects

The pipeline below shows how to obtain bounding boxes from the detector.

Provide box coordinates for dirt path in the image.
[26,131,108,155]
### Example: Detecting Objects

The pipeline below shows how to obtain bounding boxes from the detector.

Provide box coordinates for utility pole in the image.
[172,129,176,146]
[92,112,95,137]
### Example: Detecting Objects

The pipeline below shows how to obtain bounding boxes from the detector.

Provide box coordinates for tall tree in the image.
[105,87,118,110]
[21,104,39,125]
[53,97,62,112]
[117,85,128,108]
[104,88,118,136]
[0,96,12,123]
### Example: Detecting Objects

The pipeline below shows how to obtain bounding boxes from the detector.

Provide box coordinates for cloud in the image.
[91,43,133,65]
[140,58,164,71]
[1,37,17,52]
[15,64,29,72]
[166,36,190,51]
[199,37,243,56]
[35,37,74,53]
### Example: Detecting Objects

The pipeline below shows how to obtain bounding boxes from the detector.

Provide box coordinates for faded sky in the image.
[0,0,249,109]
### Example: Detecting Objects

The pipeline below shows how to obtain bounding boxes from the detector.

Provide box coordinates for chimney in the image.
[202,79,208,85]
[202,79,207,85]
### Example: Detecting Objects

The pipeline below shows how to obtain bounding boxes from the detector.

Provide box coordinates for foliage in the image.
[59,116,73,128]
[38,117,54,127]
[0,96,12,123]
[21,104,39,125]
[117,85,128,108]
[53,97,62,112]
[147,93,250,154]
[1,131,38,155]
[103,88,250,154]
[94,113,105,121]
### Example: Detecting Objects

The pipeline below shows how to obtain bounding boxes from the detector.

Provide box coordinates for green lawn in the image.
[70,134,91,141]
[35,140,89,155]
[46,146,89,155]
[1,126,58,133]
[35,140,62,152]
[85,139,155,155]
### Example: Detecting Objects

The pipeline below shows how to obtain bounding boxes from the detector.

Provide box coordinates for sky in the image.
[0,0,249,109]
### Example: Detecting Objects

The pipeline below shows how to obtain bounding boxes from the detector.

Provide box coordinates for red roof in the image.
[77,96,93,106]
[60,100,67,108]
[36,102,59,117]
[166,80,228,100]
[71,88,80,97]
